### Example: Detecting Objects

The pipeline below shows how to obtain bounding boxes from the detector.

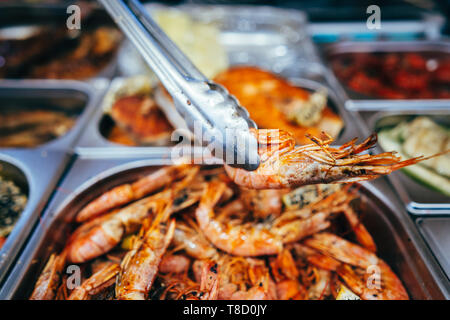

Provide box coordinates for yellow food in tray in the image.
[155,10,229,79]
[121,9,229,80]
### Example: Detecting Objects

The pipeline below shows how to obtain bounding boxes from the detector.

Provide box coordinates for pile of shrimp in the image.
[30,165,409,300]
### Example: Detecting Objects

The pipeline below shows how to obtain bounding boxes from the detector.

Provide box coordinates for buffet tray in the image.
[0,79,109,151]
[0,149,70,286]
[364,110,450,214]
[118,3,320,79]
[0,79,109,285]
[0,157,448,299]
[75,76,360,156]
[322,40,450,111]
[0,5,120,81]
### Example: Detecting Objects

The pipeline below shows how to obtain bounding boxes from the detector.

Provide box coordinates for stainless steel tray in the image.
[416,218,450,281]
[364,110,450,214]
[118,3,320,79]
[0,5,120,81]
[75,76,360,157]
[74,77,175,157]
[0,79,110,284]
[0,149,70,286]
[0,157,448,299]
[322,40,450,111]
[0,79,109,151]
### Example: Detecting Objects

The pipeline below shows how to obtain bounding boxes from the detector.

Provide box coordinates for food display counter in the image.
[0,0,448,301]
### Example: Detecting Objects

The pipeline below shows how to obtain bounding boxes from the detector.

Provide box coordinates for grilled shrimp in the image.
[159,254,191,274]
[306,252,342,272]
[76,165,194,222]
[195,181,347,257]
[270,249,305,300]
[337,262,408,300]
[30,252,67,300]
[304,232,379,269]
[240,189,284,219]
[225,129,441,189]
[116,200,175,300]
[66,169,200,264]
[219,256,276,300]
[68,262,120,300]
[306,268,332,300]
[173,221,218,260]
[342,206,377,252]
[66,195,159,263]
[304,232,408,300]
[199,261,220,300]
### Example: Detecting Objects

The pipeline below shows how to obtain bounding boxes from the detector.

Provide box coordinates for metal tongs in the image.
[99,0,260,170]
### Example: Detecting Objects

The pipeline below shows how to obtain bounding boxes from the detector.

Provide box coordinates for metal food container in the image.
[75,76,358,156]
[74,77,174,157]
[0,149,70,285]
[0,79,109,151]
[416,218,450,281]
[0,79,109,285]
[366,110,450,214]
[0,158,447,299]
[118,4,318,78]
[0,5,120,80]
[322,40,450,111]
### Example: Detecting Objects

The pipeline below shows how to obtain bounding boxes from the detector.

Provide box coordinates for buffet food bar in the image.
[0,1,448,300]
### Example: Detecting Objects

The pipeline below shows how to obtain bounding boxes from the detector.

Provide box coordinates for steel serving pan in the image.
[74,76,358,157]
[0,79,109,151]
[416,218,450,281]
[321,40,450,111]
[365,110,450,214]
[118,3,317,78]
[0,5,120,81]
[0,79,109,284]
[0,149,70,286]
[0,157,447,299]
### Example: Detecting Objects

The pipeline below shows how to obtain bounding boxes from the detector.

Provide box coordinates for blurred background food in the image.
[117,8,229,79]
[0,110,76,148]
[102,76,174,146]
[0,6,122,80]
[330,51,450,99]
[214,66,343,144]
[378,116,450,195]
[0,176,27,248]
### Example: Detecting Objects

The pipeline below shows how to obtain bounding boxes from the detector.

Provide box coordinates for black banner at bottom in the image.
[0,300,446,319]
